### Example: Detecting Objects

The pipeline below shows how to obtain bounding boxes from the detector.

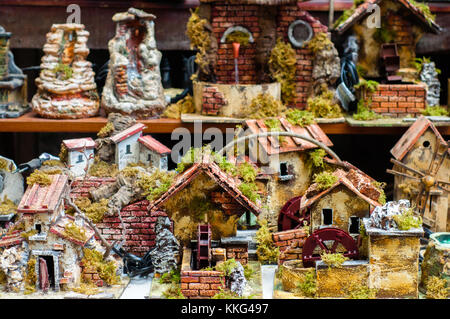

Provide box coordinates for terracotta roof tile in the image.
[0,231,24,248]
[110,123,146,144]
[244,118,333,155]
[301,169,382,209]
[49,215,95,247]
[148,154,261,215]
[390,116,448,161]
[334,0,441,35]
[138,135,171,155]
[62,137,95,150]
[18,174,69,214]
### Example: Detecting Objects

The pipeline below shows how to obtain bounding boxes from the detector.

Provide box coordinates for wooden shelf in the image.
[0,111,448,135]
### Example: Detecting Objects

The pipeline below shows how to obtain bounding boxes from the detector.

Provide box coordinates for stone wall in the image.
[272,228,307,264]
[225,244,248,265]
[276,5,328,109]
[316,260,369,297]
[367,83,427,117]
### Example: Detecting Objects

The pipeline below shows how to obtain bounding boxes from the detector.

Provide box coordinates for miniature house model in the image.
[62,137,95,177]
[0,25,28,118]
[138,135,171,170]
[301,168,383,235]
[31,24,99,119]
[242,117,333,226]
[334,0,442,117]
[109,122,171,170]
[388,116,449,232]
[16,174,95,291]
[191,0,336,116]
[102,7,167,119]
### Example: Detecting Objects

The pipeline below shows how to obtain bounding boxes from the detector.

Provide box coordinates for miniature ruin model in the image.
[0,25,28,118]
[334,0,442,117]
[101,8,167,119]
[61,138,95,177]
[31,24,99,119]
[185,0,341,118]
[387,116,449,232]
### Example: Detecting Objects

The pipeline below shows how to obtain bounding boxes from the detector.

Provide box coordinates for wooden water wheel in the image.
[196,224,212,270]
[301,228,359,268]
[387,143,450,231]
[277,196,310,231]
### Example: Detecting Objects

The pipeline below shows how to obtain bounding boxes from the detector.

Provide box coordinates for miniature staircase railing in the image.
[197,223,212,270]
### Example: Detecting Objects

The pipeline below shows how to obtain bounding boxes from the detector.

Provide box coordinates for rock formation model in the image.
[101,8,167,119]
[31,24,99,119]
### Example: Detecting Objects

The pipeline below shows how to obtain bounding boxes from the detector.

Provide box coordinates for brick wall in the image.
[70,177,116,198]
[201,86,228,115]
[385,10,414,69]
[211,3,260,84]
[272,228,308,264]
[276,5,328,109]
[80,260,104,287]
[181,270,226,298]
[367,83,427,117]
[70,179,172,257]
[96,202,171,256]
[211,191,246,216]
[225,244,248,265]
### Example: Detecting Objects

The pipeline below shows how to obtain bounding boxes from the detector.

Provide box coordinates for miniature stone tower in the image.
[101,8,167,119]
[31,24,99,119]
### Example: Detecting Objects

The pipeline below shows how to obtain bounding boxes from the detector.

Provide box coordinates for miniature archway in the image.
[220,26,254,44]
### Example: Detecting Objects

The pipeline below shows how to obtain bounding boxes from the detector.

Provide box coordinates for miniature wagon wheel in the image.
[277,196,310,231]
[301,228,359,268]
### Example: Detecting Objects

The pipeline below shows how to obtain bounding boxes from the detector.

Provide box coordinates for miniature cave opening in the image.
[60,30,76,66]
[125,20,147,74]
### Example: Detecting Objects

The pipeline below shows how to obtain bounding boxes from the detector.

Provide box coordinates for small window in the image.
[280,162,289,176]
[35,224,42,234]
[322,209,333,225]
[76,154,84,163]
[125,144,132,154]
[147,153,152,162]
[349,216,360,234]
[423,140,430,148]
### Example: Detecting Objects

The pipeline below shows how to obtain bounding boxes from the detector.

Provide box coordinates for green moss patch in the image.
[24,258,37,295]
[63,221,88,242]
[82,248,120,286]
[307,32,333,55]
[88,158,119,178]
[392,207,422,230]
[97,122,114,138]
[269,39,296,105]
[313,171,338,190]
[346,282,377,299]
[306,86,342,118]
[426,276,448,299]
[225,31,250,46]
[52,63,73,80]
[243,93,287,119]
[0,197,17,215]
[255,219,280,264]
[186,8,211,76]
[137,169,176,202]
[163,94,195,119]
[284,109,315,127]
[26,170,52,186]
[421,106,448,116]
[320,252,349,268]
[295,269,317,298]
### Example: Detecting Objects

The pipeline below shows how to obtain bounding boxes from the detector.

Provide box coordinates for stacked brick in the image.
[385,11,414,64]
[96,201,171,256]
[276,5,328,109]
[201,86,228,115]
[272,228,308,264]
[180,270,226,298]
[70,178,116,198]
[225,245,248,265]
[211,191,246,215]
[114,65,128,96]
[367,83,427,117]
[80,261,104,287]
[211,3,260,84]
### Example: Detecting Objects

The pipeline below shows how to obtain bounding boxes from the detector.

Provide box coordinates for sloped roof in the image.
[148,154,261,215]
[138,135,171,155]
[0,230,24,248]
[244,118,333,156]
[63,137,95,150]
[300,169,383,209]
[18,174,69,214]
[49,215,95,247]
[110,123,146,144]
[390,116,448,161]
[334,0,441,35]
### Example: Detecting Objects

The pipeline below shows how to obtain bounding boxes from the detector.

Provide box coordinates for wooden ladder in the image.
[196,224,212,270]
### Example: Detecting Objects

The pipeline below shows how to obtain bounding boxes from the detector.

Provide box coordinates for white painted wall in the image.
[68,149,94,177]
[116,133,141,170]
